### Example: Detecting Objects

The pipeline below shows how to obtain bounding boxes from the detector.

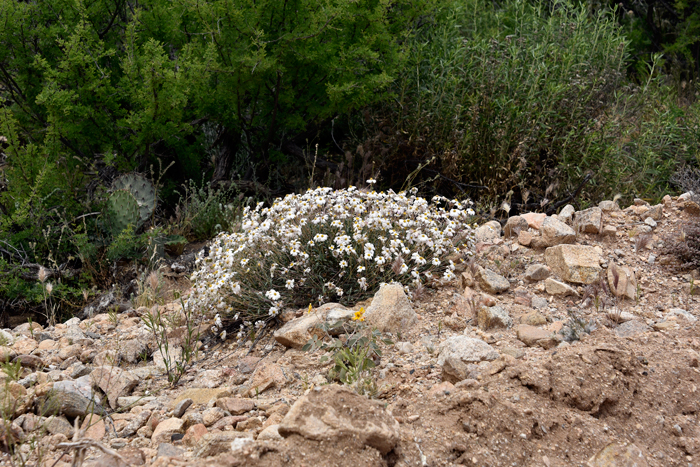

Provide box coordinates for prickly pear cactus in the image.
[112,173,157,226]
[106,189,140,235]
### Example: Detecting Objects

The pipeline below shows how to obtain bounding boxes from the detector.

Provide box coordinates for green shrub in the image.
[353,0,700,205]
[188,186,476,338]
[169,181,249,242]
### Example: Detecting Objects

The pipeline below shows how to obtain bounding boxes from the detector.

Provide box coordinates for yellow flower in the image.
[308,303,313,314]
[352,307,365,322]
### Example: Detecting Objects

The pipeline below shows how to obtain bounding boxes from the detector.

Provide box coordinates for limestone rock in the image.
[216,397,255,415]
[504,216,529,237]
[12,338,37,355]
[118,339,148,364]
[602,225,617,236]
[524,264,550,282]
[598,200,620,212]
[171,388,231,407]
[520,212,547,230]
[475,220,501,242]
[607,263,637,301]
[477,306,512,330]
[90,366,139,410]
[520,311,547,326]
[58,344,82,361]
[364,283,417,333]
[684,201,700,216]
[518,230,534,247]
[202,408,225,427]
[475,268,510,294]
[273,303,354,349]
[516,325,561,349]
[544,245,602,284]
[153,346,182,371]
[541,217,576,246]
[151,418,184,447]
[587,442,648,467]
[544,278,579,297]
[574,207,603,234]
[194,432,254,458]
[257,424,283,440]
[558,205,575,224]
[247,361,290,395]
[279,384,400,455]
[182,424,208,447]
[116,409,151,438]
[645,204,663,221]
[437,336,499,383]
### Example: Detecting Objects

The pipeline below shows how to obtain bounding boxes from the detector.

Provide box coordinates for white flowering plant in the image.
[188,186,476,340]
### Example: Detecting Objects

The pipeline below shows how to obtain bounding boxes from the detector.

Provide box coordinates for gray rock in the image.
[504,216,529,237]
[54,375,94,400]
[173,398,193,418]
[541,217,576,246]
[634,225,653,235]
[544,244,602,284]
[614,320,651,338]
[364,283,417,333]
[81,292,118,319]
[477,306,512,330]
[524,264,550,282]
[279,385,400,455]
[668,308,697,322]
[117,396,155,409]
[13,354,43,369]
[475,221,501,242]
[437,336,499,383]
[67,363,92,379]
[644,217,657,227]
[45,415,74,438]
[36,389,100,419]
[531,297,549,310]
[156,443,183,458]
[574,207,603,234]
[475,268,510,294]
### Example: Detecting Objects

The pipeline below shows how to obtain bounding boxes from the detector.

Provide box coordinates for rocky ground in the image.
[2,194,700,466]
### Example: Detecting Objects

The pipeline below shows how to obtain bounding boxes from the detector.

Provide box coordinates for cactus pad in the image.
[112,173,157,225]
[106,189,140,235]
